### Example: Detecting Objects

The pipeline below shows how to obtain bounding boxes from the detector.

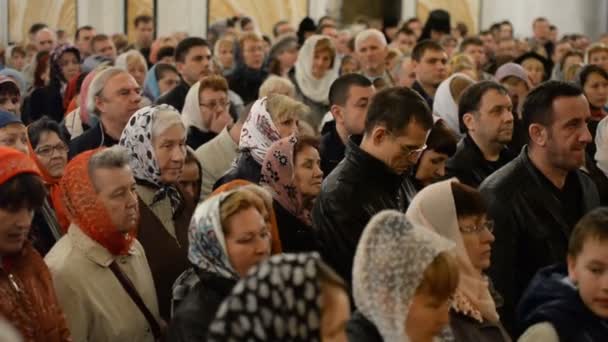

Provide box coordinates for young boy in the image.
[517,207,608,341]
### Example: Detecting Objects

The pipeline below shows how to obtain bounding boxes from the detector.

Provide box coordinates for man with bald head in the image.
[34,28,57,53]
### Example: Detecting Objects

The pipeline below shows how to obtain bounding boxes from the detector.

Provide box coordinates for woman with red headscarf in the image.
[45,146,162,342]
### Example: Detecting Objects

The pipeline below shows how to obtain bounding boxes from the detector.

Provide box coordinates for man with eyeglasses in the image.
[313,86,432,288]
[69,67,142,159]
[446,81,516,188]
[227,32,269,104]
[186,75,233,150]
[0,77,22,117]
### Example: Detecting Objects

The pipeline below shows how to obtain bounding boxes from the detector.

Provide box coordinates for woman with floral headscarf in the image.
[119,104,193,321]
[406,179,511,341]
[213,94,306,188]
[207,252,351,341]
[348,210,459,342]
[260,135,323,252]
[25,44,81,123]
[167,188,272,341]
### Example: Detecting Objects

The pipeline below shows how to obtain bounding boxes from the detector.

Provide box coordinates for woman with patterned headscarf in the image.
[119,104,193,320]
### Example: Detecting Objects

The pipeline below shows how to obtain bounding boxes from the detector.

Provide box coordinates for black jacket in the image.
[186,126,217,150]
[517,264,608,341]
[227,65,268,104]
[273,200,319,253]
[319,121,346,177]
[312,138,417,287]
[412,80,434,108]
[346,311,383,342]
[155,80,190,112]
[166,270,237,342]
[68,122,118,159]
[23,84,64,124]
[479,147,599,335]
[446,135,516,188]
[213,151,261,189]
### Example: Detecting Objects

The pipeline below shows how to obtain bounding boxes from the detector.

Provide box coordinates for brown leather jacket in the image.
[0,242,71,341]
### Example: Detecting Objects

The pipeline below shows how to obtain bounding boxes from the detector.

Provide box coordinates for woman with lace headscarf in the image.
[406,179,511,341]
[119,104,193,320]
[207,252,350,341]
[348,210,459,342]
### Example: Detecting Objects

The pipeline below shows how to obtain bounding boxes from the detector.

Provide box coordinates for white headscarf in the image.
[406,178,500,323]
[181,81,206,132]
[239,97,282,164]
[353,210,454,342]
[294,35,339,104]
[115,50,148,75]
[432,72,474,138]
[595,116,608,176]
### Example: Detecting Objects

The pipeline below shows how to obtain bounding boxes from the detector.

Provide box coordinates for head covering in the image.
[181,81,205,131]
[495,62,531,89]
[207,252,330,341]
[297,17,317,46]
[0,75,21,96]
[294,35,339,104]
[353,210,454,341]
[78,70,99,127]
[60,149,136,255]
[0,146,40,186]
[119,104,184,215]
[406,178,499,323]
[239,97,282,164]
[143,64,161,101]
[50,44,81,84]
[62,73,82,110]
[419,9,451,42]
[0,110,23,129]
[115,50,148,73]
[595,117,608,176]
[260,135,313,225]
[433,72,473,136]
[0,68,26,95]
[514,51,553,82]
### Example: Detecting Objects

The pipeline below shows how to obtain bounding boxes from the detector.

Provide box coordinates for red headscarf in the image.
[0,147,40,186]
[59,149,136,255]
[62,73,81,112]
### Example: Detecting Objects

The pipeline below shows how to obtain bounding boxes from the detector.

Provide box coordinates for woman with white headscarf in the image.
[406,179,511,341]
[348,210,459,342]
[432,72,475,138]
[290,35,339,128]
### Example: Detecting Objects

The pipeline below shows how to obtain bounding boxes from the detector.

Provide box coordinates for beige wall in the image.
[8,0,76,44]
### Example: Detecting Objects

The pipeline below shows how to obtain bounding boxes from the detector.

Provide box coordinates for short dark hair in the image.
[0,173,46,211]
[156,46,175,61]
[0,80,20,97]
[27,116,67,149]
[426,120,457,157]
[240,17,253,30]
[450,181,487,218]
[397,27,415,37]
[364,87,433,135]
[578,64,608,89]
[458,81,509,133]
[154,63,179,80]
[521,81,583,130]
[569,208,608,258]
[294,135,320,156]
[328,73,372,106]
[134,15,153,27]
[459,37,483,53]
[91,33,110,50]
[412,40,444,62]
[75,25,94,40]
[273,20,289,37]
[10,46,26,58]
[28,23,48,36]
[175,37,209,63]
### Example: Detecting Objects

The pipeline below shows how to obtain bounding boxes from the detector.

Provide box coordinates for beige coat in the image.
[45,225,160,342]
[194,126,238,199]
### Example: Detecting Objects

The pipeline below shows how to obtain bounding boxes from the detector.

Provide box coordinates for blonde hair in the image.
[220,189,267,235]
[239,32,263,51]
[259,75,296,98]
[266,93,309,123]
[416,251,460,301]
[585,43,608,63]
[449,53,475,75]
[214,37,234,55]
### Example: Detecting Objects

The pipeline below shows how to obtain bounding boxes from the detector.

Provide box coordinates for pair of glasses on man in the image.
[401,144,427,158]
[35,143,69,157]
[199,100,230,111]
[459,220,495,234]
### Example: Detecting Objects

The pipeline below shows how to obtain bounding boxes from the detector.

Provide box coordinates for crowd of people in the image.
[1,8,608,342]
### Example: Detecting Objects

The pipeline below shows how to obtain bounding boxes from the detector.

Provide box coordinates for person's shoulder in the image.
[44,234,84,279]
[480,154,524,192]
[518,322,559,342]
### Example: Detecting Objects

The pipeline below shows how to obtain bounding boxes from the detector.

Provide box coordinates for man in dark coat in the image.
[313,87,433,288]
[446,81,516,188]
[155,37,212,111]
[227,33,268,104]
[480,81,600,335]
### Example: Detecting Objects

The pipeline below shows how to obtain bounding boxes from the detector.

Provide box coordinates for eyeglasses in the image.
[401,144,427,158]
[459,220,495,234]
[200,100,230,111]
[35,143,69,157]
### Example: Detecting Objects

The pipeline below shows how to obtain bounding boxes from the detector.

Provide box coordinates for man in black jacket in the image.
[480,81,600,335]
[319,74,374,176]
[227,33,268,104]
[446,81,516,188]
[313,86,433,288]
[156,37,212,111]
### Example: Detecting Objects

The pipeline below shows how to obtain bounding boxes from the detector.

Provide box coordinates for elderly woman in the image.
[290,35,339,128]
[406,179,511,341]
[207,252,350,341]
[167,188,272,341]
[119,104,193,320]
[260,135,323,252]
[116,50,148,88]
[214,94,307,188]
[348,210,459,342]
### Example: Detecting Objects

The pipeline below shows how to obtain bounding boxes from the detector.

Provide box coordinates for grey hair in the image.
[86,67,128,115]
[258,75,296,98]
[151,108,186,142]
[354,29,387,52]
[88,145,130,190]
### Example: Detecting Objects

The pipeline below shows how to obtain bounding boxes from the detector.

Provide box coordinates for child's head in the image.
[568,207,608,318]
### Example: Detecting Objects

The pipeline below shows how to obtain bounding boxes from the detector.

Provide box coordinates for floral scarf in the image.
[239,97,282,164]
